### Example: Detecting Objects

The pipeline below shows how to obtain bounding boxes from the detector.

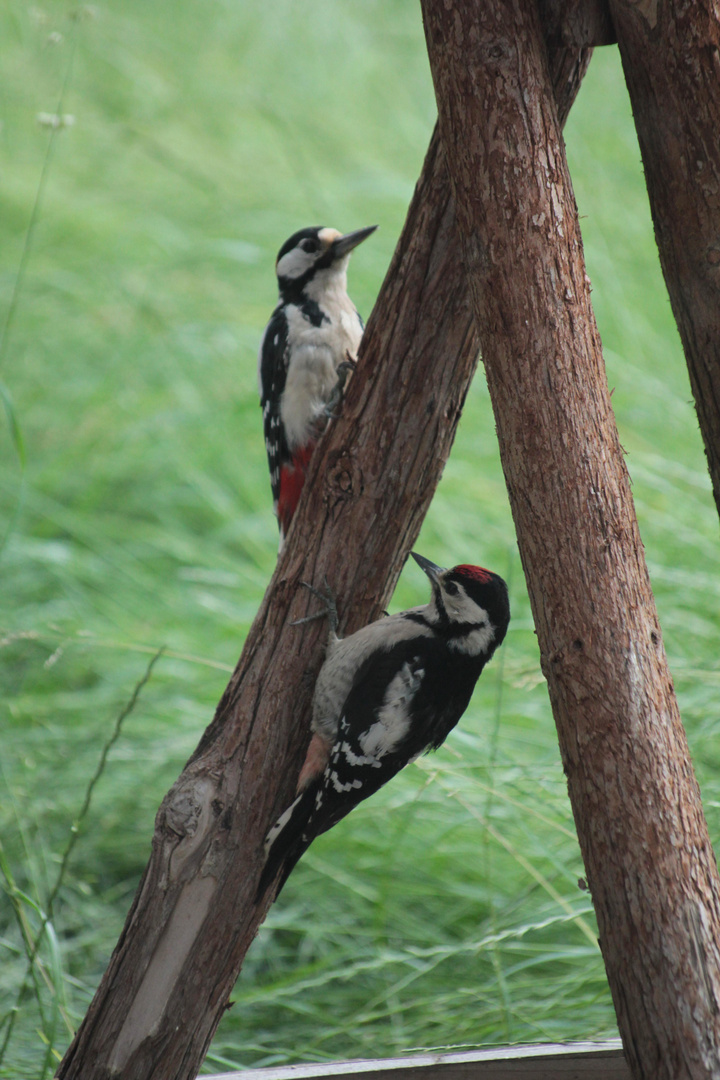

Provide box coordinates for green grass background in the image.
[2,2,719,1077]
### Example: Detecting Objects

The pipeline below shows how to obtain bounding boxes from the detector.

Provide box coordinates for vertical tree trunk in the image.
[56,34,590,1080]
[421,2,720,1079]
[608,0,720,521]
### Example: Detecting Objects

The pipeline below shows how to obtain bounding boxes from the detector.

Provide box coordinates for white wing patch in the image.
[357,659,424,759]
[276,246,316,281]
[328,770,364,793]
[264,791,304,853]
[339,741,380,768]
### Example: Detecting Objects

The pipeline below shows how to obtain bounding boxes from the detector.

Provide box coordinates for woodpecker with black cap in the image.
[258,225,377,545]
[257,551,510,899]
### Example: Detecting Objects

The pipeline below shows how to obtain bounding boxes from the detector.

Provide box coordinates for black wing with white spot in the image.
[257,636,480,898]
[257,640,427,898]
[258,305,291,506]
[309,636,479,838]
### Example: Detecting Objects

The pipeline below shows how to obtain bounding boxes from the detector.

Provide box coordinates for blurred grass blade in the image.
[0,381,25,467]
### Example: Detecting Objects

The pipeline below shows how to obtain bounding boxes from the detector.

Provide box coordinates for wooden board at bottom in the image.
[203,1041,629,1080]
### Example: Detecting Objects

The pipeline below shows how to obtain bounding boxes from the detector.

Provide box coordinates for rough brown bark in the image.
[421,2,720,1079]
[55,38,590,1080]
[607,1,720,525]
[539,0,616,46]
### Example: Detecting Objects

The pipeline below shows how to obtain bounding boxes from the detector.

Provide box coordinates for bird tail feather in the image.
[255,783,318,901]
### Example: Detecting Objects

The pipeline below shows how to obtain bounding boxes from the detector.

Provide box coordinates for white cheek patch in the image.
[444,584,482,621]
[276,247,314,280]
[440,585,497,656]
[446,589,490,626]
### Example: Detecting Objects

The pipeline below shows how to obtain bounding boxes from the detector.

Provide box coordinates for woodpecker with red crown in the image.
[258,225,377,546]
[257,552,510,899]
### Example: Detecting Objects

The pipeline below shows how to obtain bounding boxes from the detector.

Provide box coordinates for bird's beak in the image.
[411,551,445,585]
[331,225,378,258]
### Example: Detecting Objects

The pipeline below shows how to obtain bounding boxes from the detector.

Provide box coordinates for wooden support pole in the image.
[421,1,720,1078]
[607,0,720,524]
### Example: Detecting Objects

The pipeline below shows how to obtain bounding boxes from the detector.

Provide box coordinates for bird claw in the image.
[323,354,357,420]
[339,353,358,379]
[291,578,339,636]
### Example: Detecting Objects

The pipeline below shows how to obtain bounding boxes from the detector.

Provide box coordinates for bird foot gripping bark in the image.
[324,353,357,420]
[290,578,339,638]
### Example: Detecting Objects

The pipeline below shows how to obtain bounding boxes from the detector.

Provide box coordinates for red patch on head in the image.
[277,444,316,534]
[452,564,493,585]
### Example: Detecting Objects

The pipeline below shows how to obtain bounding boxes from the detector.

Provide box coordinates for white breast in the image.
[280,272,363,451]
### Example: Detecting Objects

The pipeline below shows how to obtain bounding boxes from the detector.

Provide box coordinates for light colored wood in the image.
[204,1042,629,1080]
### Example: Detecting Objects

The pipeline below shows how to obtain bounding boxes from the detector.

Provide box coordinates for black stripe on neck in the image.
[403,611,433,628]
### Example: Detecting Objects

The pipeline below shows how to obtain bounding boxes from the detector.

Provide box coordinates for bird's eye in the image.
[301,239,319,253]
[444,581,459,596]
